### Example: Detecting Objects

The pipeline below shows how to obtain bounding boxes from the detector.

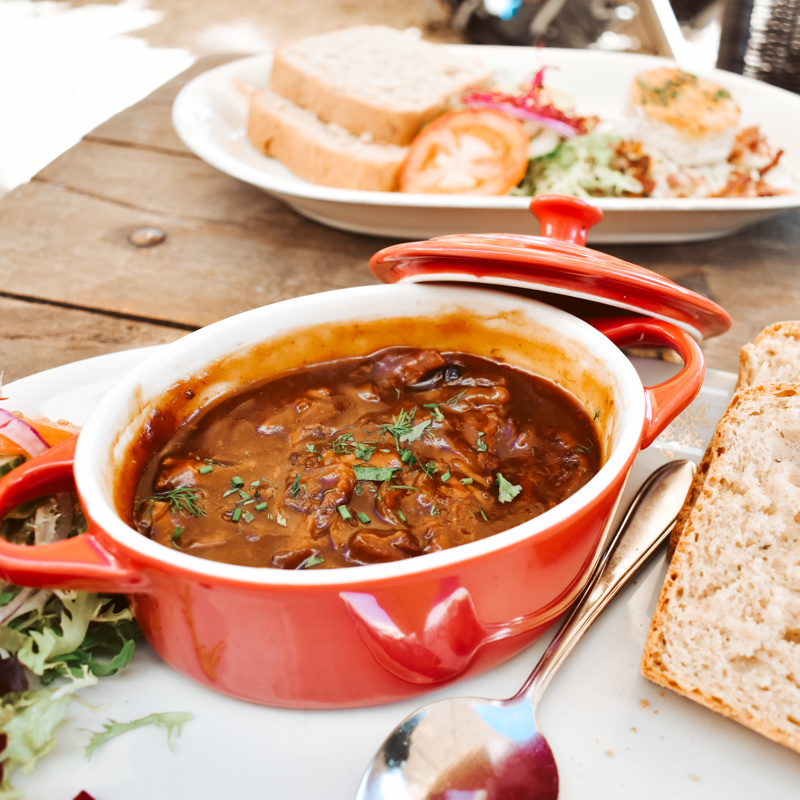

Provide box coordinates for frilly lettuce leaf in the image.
[0,520,139,796]
[1,588,136,682]
[84,712,194,759]
[0,676,94,800]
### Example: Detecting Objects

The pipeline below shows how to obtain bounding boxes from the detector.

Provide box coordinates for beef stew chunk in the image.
[133,348,601,569]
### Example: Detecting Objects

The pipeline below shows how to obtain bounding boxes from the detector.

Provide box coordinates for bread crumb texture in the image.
[643,384,800,752]
[274,26,487,109]
[737,320,800,392]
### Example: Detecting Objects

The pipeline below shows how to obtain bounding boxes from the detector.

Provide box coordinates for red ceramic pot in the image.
[0,197,729,709]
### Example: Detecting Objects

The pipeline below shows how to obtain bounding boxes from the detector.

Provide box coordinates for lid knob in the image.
[529,195,603,246]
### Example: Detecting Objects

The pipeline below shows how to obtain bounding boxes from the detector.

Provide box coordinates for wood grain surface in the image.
[1,55,798,385]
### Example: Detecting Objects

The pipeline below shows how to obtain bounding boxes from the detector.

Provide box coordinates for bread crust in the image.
[269,26,492,146]
[643,380,800,753]
[247,89,408,192]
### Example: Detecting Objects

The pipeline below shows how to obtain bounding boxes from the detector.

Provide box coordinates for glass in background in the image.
[716,0,800,93]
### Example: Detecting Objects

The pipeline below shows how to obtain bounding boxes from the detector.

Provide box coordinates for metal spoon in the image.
[355,459,695,800]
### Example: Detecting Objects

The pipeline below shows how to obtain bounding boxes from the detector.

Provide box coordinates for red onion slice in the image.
[464,99,583,138]
[0,409,50,456]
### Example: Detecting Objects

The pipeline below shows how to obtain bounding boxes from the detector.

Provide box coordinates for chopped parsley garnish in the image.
[421,461,439,478]
[401,418,432,443]
[332,433,354,453]
[302,556,325,569]
[423,403,445,422]
[140,486,206,518]
[290,473,302,497]
[354,442,376,461]
[399,448,416,465]
[496,472,522,503]
[381,408,417,446]
[446,390,466,405]
[353,465,399,482]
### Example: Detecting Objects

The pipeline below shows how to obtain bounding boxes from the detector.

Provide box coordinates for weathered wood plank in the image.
[35,138,293,228]
[0,181,383,327]
[0,296,185,383]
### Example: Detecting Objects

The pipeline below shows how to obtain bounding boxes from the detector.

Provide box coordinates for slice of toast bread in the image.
[737,321,800,391]
[643,322,800,753]
[668,320,800,556]
[247,89,408,192]
[269,25,492,146]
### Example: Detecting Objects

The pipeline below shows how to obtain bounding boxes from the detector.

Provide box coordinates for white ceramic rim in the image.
[75,283,647,587]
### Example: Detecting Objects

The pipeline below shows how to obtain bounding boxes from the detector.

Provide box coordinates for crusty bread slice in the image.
[269,25,492,146]
[246,89,408,191]
[642,382,800,752]
[737,320,800,391]
[668,321,800,555]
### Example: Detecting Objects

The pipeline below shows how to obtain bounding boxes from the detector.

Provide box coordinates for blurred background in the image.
[1,0,796,196]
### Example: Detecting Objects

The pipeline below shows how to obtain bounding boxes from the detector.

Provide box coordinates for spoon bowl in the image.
[356,459,695,800]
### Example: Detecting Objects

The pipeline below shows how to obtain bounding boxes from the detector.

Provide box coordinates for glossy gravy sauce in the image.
[132,347,601,569]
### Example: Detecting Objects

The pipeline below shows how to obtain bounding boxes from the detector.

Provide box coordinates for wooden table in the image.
[1,55,798,385]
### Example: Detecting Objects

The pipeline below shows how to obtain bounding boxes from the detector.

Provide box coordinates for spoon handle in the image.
[514,459,695,705]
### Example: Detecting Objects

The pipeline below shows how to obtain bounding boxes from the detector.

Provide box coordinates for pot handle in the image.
[591,316,704,449]
[0,436,146,592]
[529,194,603,245]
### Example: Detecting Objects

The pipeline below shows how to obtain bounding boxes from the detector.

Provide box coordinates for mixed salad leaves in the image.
[0,407,190,798]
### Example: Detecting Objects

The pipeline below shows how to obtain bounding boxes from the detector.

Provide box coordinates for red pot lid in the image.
[369,195,731,340]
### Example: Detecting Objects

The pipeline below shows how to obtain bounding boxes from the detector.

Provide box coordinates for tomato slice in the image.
[400,108,530,195]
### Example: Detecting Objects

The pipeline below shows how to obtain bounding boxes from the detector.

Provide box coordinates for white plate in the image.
[171,46,800,244]
[4,349,800,799]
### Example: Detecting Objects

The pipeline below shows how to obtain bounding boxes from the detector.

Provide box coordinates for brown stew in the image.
[132,347,601,569]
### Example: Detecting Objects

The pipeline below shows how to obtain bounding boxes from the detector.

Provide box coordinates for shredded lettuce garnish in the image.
[512,129,644,198]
